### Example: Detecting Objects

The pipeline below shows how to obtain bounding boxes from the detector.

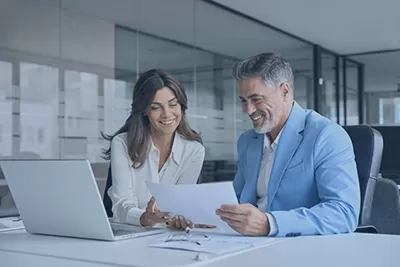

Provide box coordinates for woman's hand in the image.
[140,197,194,230]
[166,215,194,230]
[140,197,169,227]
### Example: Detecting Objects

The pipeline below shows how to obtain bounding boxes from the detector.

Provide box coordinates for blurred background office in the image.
[1,0,400,217]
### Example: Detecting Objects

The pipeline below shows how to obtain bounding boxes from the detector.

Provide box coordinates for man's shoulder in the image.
[303,109,342,135]
[237,129,257,143]
[303,109,351,147]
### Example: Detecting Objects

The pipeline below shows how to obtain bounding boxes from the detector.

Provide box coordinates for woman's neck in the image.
[151,131,175,172]
[151,131,174,153]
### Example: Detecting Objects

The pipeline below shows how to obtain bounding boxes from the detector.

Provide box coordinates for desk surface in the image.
[0,230,399,267]
[0,229,260,267]
[0,250,120,267]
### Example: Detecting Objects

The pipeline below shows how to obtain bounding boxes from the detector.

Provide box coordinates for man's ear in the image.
[280,82,291,97]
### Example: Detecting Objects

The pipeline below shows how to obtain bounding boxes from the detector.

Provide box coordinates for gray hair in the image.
[232,52,294,89]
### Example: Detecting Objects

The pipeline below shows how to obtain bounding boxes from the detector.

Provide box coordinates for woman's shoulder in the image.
[111,132,128,147]
[177,134,204,153]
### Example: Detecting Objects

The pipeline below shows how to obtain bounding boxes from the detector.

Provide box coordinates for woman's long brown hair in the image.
[101,69,202,168]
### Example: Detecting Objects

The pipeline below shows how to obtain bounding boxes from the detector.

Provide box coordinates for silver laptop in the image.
[0,159,163,241]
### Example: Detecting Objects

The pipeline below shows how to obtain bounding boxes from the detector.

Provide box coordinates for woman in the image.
[102,69,204,229]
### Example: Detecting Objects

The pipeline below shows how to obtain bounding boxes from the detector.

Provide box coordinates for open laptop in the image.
[0,159,164,241]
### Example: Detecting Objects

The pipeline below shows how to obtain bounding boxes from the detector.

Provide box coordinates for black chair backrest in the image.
[103,165,113,218]
[343,125,383,225]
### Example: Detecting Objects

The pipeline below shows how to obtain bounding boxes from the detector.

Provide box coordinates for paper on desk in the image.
[150,240,245,254]
[145,181,238,230]
[0,217,25,233]
[149,234,279,254]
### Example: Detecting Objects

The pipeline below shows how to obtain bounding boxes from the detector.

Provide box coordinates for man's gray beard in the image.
[254,121,274,134]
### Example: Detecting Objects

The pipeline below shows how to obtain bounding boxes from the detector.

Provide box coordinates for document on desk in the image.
[149,234,279,254]
[145,181,238,230]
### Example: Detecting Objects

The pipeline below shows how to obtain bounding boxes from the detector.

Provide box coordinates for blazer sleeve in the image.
[233,134,246,201]
[270,123,361,236]
[107,136,145,226]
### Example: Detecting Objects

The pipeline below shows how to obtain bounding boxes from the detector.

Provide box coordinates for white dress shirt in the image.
[107,132,205,226]
[256,129,283,236]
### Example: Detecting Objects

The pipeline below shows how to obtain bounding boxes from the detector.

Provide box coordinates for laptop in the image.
[0,159,164,241]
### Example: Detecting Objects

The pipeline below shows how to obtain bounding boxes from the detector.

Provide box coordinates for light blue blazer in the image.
[234,102,361,237]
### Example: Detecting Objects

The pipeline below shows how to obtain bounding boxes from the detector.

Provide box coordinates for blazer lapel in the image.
[268,102,306,209]
[242,132,264,206]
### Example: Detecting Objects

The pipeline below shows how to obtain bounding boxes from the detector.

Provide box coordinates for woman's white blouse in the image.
[107,132,205,226]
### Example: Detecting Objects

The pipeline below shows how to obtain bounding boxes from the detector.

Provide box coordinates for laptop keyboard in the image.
[112,228,135,236]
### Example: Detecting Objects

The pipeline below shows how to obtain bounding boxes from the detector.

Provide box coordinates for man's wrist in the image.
[266,213,278,236]
[264,213,271,235]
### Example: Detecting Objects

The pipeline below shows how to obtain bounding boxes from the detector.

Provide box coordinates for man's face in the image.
[238,77,287,134]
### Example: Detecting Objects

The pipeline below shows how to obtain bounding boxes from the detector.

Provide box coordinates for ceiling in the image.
[59,0,312,63]
[213,0,400,54]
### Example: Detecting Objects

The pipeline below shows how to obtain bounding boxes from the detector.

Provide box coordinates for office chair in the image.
[343,125,383,233]
[103,165,113,218]
[369,175,400,234]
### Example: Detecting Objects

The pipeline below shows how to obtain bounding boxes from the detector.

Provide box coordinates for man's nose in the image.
[244,103,256,116]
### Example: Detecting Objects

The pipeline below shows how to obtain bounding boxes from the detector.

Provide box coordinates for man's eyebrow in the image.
[243,94,263,99]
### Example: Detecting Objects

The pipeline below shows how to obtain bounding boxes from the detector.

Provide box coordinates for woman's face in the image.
[146,87,182,136]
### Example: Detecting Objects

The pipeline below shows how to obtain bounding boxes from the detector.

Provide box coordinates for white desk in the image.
[0,250,119,267]
[1,230,399,267]
[0,229,273,267]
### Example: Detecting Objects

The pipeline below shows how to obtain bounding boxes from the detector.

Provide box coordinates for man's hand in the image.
[216,203,270,236]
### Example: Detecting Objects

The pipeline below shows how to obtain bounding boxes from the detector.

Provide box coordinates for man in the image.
[216,53,360,237]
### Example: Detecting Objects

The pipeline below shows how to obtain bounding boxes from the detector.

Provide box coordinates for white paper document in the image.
[145,181,238,230]
[0,217,25,233]
[149,234,279,254]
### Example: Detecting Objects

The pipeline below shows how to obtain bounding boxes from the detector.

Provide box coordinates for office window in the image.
[319,52,337,122]
[344,61,359,125]
[20,62,59,159]
[103,78,132,135]
[350,51,400,125]
[64,70,99,161]
[0,61,12,157]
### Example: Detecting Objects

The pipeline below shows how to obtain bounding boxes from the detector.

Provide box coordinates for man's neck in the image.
[269,102,293,141]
